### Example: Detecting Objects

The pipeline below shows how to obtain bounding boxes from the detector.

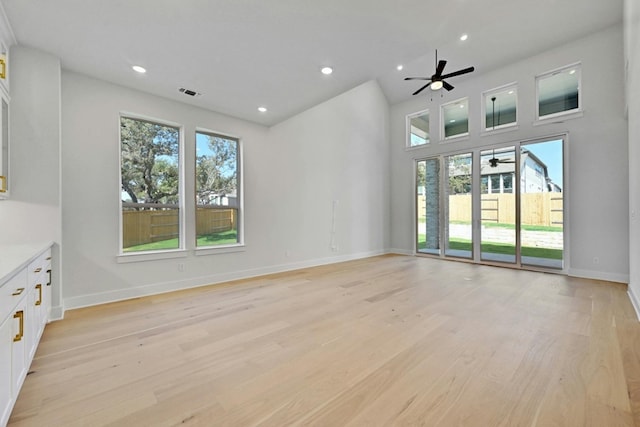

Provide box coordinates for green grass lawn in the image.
[124,229,238,252]
[419,219,563,233]
[418,235,562,260]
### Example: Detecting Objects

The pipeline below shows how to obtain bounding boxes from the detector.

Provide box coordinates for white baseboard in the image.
[63,249,387,311]
[568,268,630,284]
[387,248,414,256]
[49,305,64,321]
[628,285,640,322]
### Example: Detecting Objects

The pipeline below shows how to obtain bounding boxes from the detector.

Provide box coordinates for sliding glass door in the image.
[444,153,473,259]
[480,146,517,263]
[416,158,440,255]
[415,137,565,271]
[520,139,564,269]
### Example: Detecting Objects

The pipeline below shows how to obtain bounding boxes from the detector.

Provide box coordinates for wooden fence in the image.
[122,207,236,248]
[418,193,563,227]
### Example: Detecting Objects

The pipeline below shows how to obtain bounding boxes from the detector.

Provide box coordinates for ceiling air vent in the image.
[178,87,202,97]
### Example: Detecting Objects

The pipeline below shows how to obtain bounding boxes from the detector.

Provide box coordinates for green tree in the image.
[196,135,237,205]
[121,117,179,204]
[448,155,472,195]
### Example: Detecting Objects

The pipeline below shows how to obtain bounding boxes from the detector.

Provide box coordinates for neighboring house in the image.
[478,148,562,194]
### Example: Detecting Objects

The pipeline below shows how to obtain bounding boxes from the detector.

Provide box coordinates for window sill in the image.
[195,244,246,256]
[117,249,188,263]
[534,109,583,126]
[405,143,431,151]
[481,124,519,137]
[440,134,469,144]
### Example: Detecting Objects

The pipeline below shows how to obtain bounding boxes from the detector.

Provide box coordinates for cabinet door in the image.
[0,314,13,427]
[11,299,27,397]
[0,95,8,198]
[28,282,42,360]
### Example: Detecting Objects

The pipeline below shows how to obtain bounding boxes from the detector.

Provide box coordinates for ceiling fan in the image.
[404,50,475,95]
[487,148,516,168]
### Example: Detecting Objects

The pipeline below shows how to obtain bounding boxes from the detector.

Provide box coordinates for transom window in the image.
[441,98,469,140]
[482,84,518,132]
[407,109,430,148]
[536,63,581,120]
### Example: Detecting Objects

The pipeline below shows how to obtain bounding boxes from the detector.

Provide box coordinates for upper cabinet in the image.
[0,38,7,97]
[1,94,7,198]
[0,20,11,198]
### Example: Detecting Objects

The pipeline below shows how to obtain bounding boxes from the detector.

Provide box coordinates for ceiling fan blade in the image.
[441,66,475,79]
[443,81,454,91]
[435,60,447,76]
[404,77,431,81]
[412,82,431,95]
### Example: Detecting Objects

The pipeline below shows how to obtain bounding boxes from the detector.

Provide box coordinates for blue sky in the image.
[524,139,563,187]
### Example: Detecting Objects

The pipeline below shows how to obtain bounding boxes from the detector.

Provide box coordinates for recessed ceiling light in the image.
[132,65,146,74]
[569,69,576,75]
[397,65,404,71]
[258,107,267,113]
[321,66,333,75]
[459,104,464,108]
[460,34,468,41]
[508,90,514,94]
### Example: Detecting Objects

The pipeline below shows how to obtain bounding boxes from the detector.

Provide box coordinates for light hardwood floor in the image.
[8,255,640,426]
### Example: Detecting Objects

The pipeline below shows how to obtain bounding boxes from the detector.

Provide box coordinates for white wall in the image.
[390,25,629,283]
[625,0,640,317]
[61,73,390,309]
[1,46,60,243]
[0,45,62,314]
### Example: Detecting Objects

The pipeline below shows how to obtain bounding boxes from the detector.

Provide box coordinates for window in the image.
[407,109,430,147]
[120,116,182,253]
[536,63,581,120]
[502,173,513,193]
[441,98,469,140]
[195,131,241,247]
[482,84,517,132]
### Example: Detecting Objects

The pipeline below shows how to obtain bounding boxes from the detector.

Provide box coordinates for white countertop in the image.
[0,241,53,284]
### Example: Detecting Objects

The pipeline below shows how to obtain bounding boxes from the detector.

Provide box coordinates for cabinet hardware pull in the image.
[47,269,52,286]
[0,58,5,79]
[12,288,25,296]
[13,311,24,342]
[0,176,6,193]
[35,284,42,306]
[34,267,42,273]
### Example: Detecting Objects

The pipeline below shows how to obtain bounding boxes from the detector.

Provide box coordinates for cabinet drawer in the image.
[27,249,51,286]
[0,269,28,323]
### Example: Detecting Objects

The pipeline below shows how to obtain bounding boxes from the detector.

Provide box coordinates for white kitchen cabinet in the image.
[0,313,12,426]
[0,36,8,199]
[0,93,8,198]
[0,244,52,427]
[0,39,8,96]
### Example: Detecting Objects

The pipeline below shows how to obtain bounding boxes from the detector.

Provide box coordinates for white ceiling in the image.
[1,0,622,127]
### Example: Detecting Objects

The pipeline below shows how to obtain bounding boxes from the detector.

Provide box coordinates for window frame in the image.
[406,108,430,149]
[440,97,469,142]
[118,113,185,259]
[535,62,582,122]
[194,128,244,254]
[481,82,518,134]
